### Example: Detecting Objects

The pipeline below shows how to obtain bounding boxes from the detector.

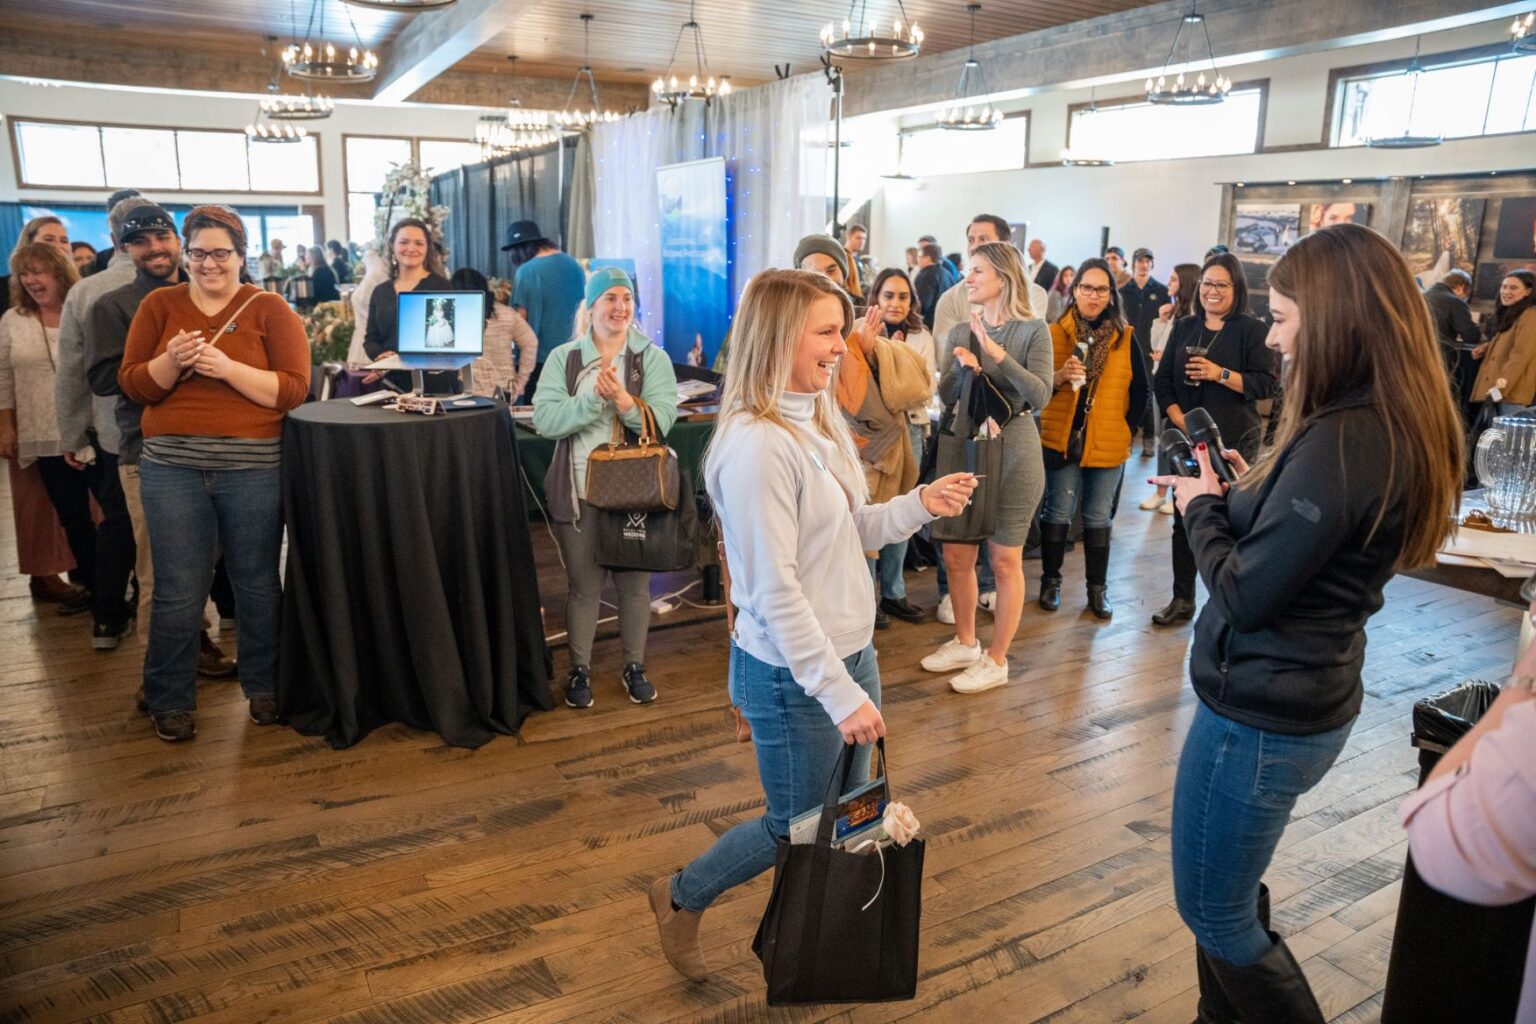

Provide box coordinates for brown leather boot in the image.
[30,574,85,604]
[649,874,710,982]
[198,631,237,679]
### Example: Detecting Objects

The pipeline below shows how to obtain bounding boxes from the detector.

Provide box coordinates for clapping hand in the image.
[594,360,635,414]
[922,472,980,517]
[970,311,1006,363]
[952,346,981,372]
[167,330,205,370]
[191,342,234,380]
[853,305,882,355]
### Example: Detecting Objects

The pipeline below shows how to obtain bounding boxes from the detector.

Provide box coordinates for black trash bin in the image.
[1381,679,1536,1024]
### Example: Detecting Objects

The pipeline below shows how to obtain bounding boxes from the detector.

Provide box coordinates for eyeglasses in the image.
[1075,284,1112,297]
[1199,280,1233,292]
[187,248,239,264]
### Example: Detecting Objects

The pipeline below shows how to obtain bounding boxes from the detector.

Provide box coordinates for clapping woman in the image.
[920,241,1054,694]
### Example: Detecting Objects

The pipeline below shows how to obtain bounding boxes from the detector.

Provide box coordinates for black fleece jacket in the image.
[1181,392,1406,735]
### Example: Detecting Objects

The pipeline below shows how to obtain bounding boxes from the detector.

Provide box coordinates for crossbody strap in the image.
[176,289,265,382]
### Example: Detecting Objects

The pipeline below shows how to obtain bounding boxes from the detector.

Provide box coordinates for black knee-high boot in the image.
[1038,522,1069,611]
[1083,526,1112,619]
[1191,883,1270,1024]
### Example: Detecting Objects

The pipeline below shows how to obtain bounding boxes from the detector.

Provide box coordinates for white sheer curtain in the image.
[590,73,830,344]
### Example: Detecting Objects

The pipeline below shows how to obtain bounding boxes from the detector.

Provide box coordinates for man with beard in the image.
[86,204,235,679]
[52,195,152,650]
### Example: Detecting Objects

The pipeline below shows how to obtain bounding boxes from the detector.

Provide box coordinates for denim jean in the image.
[672,642,880,911]
[1172,700,1354,964]
[1042,462,1124,529]
[139,460,283,713]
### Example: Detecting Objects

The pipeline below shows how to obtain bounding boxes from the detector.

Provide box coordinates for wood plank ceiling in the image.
[1,0,1171,90]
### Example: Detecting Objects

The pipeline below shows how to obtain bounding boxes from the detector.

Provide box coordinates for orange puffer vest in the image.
[1038,317,1137,469]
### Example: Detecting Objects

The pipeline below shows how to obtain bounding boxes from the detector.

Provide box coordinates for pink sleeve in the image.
[1401,700,1536,907]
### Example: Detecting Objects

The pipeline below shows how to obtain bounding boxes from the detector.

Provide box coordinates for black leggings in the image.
[37,452,138,625]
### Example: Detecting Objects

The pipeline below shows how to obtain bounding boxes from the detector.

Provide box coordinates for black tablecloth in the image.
[279,399,552,748]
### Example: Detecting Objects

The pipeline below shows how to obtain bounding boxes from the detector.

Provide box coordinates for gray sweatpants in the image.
[554,500,652,669]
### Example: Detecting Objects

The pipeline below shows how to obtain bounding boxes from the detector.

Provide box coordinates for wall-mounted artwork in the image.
[1232,204,1300,256]
[1493,196,1536,260]
[1474,260,1536,302]
[1304,202,1371,233]
[1402,197,1486,283]
[1247,290,1271,322]
[1239,260,1271,292]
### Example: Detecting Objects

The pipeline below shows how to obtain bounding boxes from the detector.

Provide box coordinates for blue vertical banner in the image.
[657,157,729,366]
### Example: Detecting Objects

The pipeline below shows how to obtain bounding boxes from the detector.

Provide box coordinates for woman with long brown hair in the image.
[1153,224,1462,1022]
[362,218,451,390]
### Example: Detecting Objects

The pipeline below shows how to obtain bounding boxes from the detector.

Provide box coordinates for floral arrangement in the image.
[303,301,354,365]
[371,162,451,260]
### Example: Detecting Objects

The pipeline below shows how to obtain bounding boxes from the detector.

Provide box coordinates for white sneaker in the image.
[921,638,982,673]
[1159,499,1175,515]
[950,656,1009,694]
[1138,494,1163,511]
[978,591,997,613]
[936,593,955,625]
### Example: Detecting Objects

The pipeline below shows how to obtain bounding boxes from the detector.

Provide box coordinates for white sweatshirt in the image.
[705,390,935,724]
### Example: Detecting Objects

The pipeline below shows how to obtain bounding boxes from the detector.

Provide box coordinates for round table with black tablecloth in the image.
[279,399,552,748]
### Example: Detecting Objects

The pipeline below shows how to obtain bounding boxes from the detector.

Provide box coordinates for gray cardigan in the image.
[55,250,134,455]
[937,317,1054,415]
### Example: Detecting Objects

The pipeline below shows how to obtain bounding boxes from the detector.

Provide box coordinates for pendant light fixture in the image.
[1145,0,1230,105]
[1061,88,1114,166]
[937,5,1002,130]
[652,0,732,106]
[822,0,923,61]
[1365,38,1442,149]
[255,36,334,122]
[556,14,621,130]
[283,0,379,82]
[340,0,456,9]
[475,56,560,159]
[1513,11,1536,53]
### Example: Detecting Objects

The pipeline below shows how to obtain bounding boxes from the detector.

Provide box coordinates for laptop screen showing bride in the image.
[366,290,485,370]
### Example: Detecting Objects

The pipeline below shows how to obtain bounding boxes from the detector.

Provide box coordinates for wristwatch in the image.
[1220,368,1231,382]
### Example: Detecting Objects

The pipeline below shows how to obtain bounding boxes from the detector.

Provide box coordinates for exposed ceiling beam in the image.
[0,29,649,112]
[371,0,545,104]
[840,0,1527,118]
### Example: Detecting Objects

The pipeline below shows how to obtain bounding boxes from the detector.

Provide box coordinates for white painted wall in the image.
[0,78,492,241]
[862,20,1530,270]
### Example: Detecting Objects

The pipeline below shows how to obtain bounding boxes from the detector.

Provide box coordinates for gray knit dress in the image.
[937,317,1054,547]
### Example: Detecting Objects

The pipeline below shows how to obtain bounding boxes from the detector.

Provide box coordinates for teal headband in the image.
[585,267,634,308]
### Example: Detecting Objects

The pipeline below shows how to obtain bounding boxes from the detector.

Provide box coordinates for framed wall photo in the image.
[1402,197,1486,281]
[1492,196,1536,260]
[1473,259,1536,302]
[1232,204,1300,256]
[1247,290,1271,322]
[1239,260,1271,291]
[1304,202,1371,233]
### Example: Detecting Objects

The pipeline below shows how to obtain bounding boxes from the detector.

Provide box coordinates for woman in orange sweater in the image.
[119,206,310,742]
[1036,258,1149,619]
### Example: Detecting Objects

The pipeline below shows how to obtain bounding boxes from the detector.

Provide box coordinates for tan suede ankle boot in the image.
[649,874,710,982]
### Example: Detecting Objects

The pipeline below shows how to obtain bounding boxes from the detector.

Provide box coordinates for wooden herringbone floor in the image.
[0,456,1522,1023]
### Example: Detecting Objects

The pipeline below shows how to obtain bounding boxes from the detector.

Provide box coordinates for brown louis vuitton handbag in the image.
[583,398,680,512]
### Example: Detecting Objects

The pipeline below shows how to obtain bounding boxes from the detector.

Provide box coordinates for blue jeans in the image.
[1042,462,1124,529]
[1172,700,1353,964]
[672,642,880,911]
[140,461,284,713]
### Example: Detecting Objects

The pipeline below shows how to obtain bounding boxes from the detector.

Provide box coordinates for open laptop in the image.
[364,290,485,371]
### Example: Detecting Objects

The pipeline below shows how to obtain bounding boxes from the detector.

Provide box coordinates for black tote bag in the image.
[930,365,1004,543]
[594,464,699,573]
[752,739,924,1006]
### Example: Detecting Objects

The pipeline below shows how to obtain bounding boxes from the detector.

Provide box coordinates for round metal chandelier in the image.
[821,0,923,61]
[340,0,456,9]
[283,1,379,82]
[1145,2,1230,105]
[1512,12,1536,54]
[556,14,622,131]
[1365,40,1442,149]
[652,0,731,106]
[261,94,334,120]
[937,5,1001,130]
[246,117,310,144]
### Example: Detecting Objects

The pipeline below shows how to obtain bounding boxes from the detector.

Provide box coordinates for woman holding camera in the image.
[1153,224,1462,1021]
[1036,258,1148,619]
[1150,252,1277,627]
